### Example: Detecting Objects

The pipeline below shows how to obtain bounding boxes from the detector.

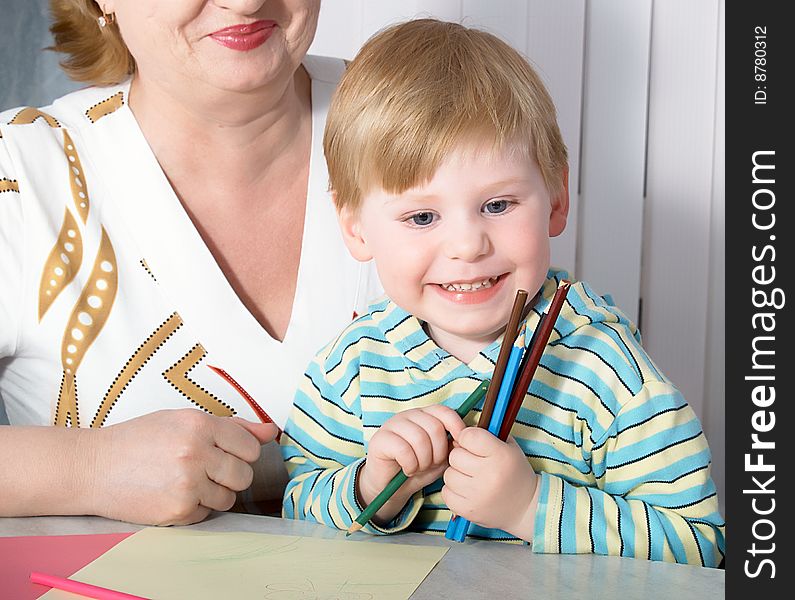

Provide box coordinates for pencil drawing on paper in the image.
[264,578,374,600]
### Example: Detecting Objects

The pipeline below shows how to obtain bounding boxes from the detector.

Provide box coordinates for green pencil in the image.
[346,379,490,536]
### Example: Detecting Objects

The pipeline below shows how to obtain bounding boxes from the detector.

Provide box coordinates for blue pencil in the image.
[445,345,525,541]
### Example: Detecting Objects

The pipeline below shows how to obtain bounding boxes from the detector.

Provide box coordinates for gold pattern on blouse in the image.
[85,91,125,123]
[38,208,83,321]
[54,228,118,427]
[0,178,19,193]
[8,107,60,128]
[63,130,90,223]
[140,258,157,282]
[164,344,235,417]
[92,313,184,428]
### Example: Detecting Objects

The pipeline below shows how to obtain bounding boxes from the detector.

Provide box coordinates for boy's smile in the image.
[432,273,507,304]
[338,141,568,362]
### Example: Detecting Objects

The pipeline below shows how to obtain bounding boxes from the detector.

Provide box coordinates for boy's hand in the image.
[357,405,465,525]
[442,427,540,540]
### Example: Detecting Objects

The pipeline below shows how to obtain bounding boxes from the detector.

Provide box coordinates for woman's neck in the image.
[127,66,312,191]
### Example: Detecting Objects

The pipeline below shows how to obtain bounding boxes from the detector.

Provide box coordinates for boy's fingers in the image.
[457,427,504,456]
[421,404,466,438]
[448,446,483,476]
[391,420,435,472]
[505,435,522,449]
[440,484,469,515]
[443,465,473,493]
[377,430,420,475]
[403,411,451,465]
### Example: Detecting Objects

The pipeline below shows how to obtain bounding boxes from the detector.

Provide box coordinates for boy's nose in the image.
[442,223,490,261]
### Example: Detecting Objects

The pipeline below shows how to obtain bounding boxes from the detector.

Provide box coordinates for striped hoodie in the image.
[280,270,725,566]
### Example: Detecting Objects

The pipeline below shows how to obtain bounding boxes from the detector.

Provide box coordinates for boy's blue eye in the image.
[410,212,436,226]
[484,199,510,214]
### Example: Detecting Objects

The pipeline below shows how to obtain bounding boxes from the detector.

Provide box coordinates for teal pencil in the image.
[346,379,490,535]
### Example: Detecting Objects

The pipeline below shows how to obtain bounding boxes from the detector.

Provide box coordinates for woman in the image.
[0,0,380,525]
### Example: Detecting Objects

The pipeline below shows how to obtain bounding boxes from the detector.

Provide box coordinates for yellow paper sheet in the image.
[41,527,448,600]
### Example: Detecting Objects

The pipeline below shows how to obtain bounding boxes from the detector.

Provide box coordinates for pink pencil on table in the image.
[30,571,149,600]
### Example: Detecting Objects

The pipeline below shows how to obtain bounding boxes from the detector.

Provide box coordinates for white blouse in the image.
[0,56,382,430]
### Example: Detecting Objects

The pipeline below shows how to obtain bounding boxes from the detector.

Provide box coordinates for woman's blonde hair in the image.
[49,0,135,86]
[325,19,568,213]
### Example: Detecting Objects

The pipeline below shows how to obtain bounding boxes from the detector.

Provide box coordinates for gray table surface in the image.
[0,513,724,599]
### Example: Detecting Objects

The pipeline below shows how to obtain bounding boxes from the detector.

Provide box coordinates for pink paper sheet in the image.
[0,532,133,599]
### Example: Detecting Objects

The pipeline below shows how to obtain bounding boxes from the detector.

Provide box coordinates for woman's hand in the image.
[357,405,465,525]
[442,428,540,541]
[89,409,277,526]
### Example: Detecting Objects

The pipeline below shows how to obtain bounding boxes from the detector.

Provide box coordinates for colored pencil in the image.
[30,571,148,600]
[497,280,570,441]
[446,289,527,533]
[208,364,282,440]
[346,379,491,535]
[446,280,571,542]
[446,342,525,541]
[446,291,527,539]
[476,290,528,429]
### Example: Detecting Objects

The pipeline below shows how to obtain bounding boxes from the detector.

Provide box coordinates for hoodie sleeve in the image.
[280,341,424,534]
[531,380,725,566]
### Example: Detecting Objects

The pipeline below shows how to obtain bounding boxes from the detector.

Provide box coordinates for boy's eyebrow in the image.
[479,176,536,194]
[384,191,442,203]
[390,176,536,202]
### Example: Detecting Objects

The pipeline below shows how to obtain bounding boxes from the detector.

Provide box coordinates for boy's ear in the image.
[336,200,373,262]
[549,167,570,238]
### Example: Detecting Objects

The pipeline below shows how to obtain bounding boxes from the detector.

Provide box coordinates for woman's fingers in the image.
[167,505,212,527]
[205,446,255,491]
[212,418,267,464]
[93,409,273,525]
[229,417,279,445]
[197,479,238,513]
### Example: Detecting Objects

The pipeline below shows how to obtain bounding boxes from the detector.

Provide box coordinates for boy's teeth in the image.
[442,277,497,292]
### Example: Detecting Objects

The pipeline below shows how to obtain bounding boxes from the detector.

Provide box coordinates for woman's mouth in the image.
[209,20,277,51]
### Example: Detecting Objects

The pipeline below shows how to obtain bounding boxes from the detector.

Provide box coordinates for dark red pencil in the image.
[497,280,571,441]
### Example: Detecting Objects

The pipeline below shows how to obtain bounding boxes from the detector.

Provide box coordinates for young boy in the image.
[280,19,725,566]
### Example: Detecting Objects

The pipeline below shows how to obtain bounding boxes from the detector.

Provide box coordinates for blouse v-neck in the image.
[77,57,369,426]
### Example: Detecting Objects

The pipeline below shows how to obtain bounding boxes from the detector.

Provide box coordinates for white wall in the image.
[310,0,725,512]
[642,0,724,512]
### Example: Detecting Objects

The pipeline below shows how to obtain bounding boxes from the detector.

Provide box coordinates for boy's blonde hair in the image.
[324,19,568,212]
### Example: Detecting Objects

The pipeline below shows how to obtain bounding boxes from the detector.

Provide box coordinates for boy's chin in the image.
[426,321,505,346]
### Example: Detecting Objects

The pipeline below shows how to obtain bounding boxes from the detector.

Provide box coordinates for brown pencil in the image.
[476,289,528,429]
[497,280,571,441]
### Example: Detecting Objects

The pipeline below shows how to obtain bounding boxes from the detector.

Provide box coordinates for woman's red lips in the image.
[211,20,273,36]
[209,20,276,51]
